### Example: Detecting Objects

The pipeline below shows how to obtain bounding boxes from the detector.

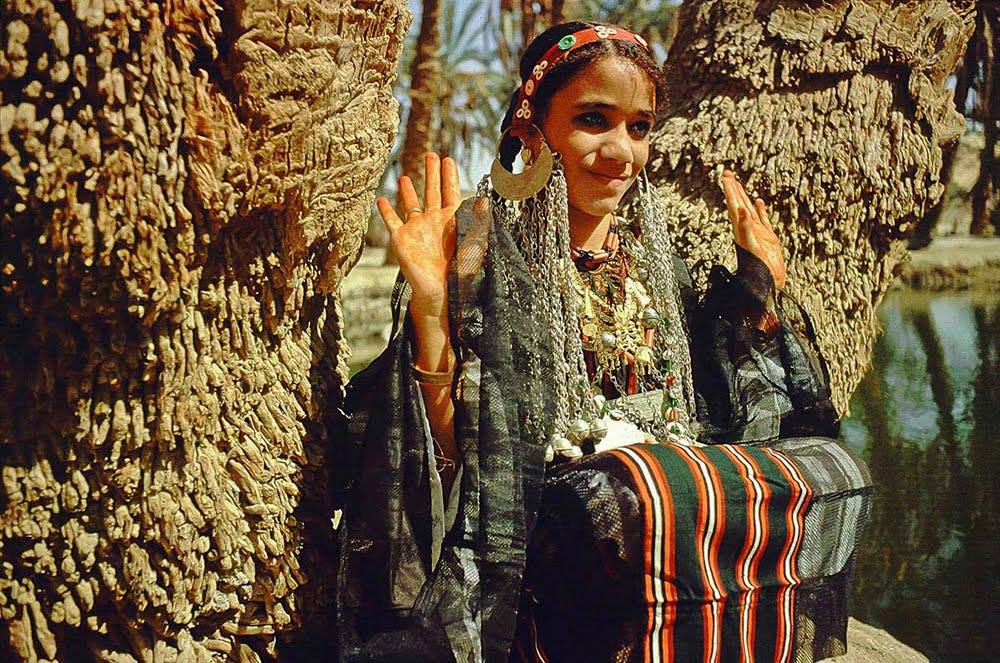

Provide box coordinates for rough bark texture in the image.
[0,0,408,659]
[969,2,998,236]
[908,31,976,249]
[649,0,975,413]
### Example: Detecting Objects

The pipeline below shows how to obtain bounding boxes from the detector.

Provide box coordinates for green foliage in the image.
[384,0,506,192]
[568,0,679,63]
[435,0,508,171]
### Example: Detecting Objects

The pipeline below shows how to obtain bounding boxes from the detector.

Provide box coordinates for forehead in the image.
[554,55,656,113]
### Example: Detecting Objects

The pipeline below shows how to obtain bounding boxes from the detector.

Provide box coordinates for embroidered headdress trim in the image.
[510,25,651,137]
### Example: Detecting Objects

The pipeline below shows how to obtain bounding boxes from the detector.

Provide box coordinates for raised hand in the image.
[721,170,786,291]
[376,153,461,315]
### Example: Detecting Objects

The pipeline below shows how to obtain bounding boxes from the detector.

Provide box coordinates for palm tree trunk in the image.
[552,0,567,26]
[909,33,978,248]
[390,0,442,267]
[400,0,443,190]
[649,0,976,412]
[498,0,562,65]
[970,4,999,236]
[0,0,409,659]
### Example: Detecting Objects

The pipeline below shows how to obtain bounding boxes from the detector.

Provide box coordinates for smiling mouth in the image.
[589,171,629,186]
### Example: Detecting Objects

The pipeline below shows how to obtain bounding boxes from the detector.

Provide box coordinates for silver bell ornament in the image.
[641,307,661,329]
[588,418,608,442]
[635,346,654,365]
[634,265,649,283]
[567,418,591,445]
[552,435,574,452]
[600,331,617,349]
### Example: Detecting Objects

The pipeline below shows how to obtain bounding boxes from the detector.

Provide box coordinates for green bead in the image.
[558,35,577,50]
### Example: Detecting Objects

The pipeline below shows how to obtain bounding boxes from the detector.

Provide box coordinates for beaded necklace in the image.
[570,220,688,428]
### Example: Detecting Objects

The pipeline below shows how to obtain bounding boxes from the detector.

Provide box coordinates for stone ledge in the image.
[833,619,927,662]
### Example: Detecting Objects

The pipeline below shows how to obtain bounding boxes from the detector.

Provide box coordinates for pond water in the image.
[842,289,999,662]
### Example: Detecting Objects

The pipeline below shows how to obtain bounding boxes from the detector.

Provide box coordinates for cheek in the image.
[553,131,600,169]
[634,141,650,169]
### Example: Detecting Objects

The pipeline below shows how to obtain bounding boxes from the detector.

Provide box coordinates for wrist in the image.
[409,290,448,319]
[746,297,780,335]
[752,311,780,335]
[408,298,454,373]
[412,362,455,387]
[413,347,456,375]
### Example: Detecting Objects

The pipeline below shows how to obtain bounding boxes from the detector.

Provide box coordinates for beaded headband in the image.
[509,25,651,137]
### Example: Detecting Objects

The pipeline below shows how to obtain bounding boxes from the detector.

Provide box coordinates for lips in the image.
[589,171,629,186]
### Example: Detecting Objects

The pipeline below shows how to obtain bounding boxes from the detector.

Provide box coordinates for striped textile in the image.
[612,444,811,663]
[766,438,872,582]
[513,440,869,663]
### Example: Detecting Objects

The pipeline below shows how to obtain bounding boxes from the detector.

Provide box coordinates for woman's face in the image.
[539,55,656,223]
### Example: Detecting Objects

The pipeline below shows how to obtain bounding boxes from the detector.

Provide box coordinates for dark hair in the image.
[499,21,668,168]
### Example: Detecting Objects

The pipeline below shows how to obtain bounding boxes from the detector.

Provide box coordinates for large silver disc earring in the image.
[490,126,554,201]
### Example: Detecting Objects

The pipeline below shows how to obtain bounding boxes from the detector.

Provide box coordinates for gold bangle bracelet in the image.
[412,364,454,385]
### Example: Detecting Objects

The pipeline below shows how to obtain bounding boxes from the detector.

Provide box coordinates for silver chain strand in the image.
[632,170,700,441]
[478,161,698,448]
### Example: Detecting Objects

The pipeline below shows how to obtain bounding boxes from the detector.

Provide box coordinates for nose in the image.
[597,122,635,166]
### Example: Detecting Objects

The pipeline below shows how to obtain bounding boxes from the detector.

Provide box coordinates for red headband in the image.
[509,25,651,137]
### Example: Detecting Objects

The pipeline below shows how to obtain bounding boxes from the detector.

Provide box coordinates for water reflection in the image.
[842,289,1000,661]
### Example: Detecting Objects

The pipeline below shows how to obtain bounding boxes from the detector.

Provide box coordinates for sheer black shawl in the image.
[333,196,838,661]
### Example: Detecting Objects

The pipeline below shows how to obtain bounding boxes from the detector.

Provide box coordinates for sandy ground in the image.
[907,236,1000,270]
[902,236,1000,289]
[340,247,398,370]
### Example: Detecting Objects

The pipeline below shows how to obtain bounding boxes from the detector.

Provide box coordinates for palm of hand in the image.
[376,153,461,309]
[391,206,457,300]
[721,170,787,291]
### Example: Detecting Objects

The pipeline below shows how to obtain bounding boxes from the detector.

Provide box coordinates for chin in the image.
[571,196,625,218]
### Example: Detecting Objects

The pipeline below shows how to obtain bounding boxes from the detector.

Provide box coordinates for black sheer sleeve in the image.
[679,247,840,444]
[333,196,556,662]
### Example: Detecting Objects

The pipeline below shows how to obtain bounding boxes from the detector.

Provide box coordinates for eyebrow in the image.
[573,101,655,121]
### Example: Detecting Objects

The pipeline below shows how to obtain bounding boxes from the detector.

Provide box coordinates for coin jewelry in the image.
[572,247,656,377]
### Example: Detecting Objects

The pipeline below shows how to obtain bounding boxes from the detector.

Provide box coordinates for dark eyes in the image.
[630,121,652,138]
[576,112,608,128]
[575,112,651,138]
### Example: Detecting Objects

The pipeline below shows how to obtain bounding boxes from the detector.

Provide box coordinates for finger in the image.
[721,172,741,231]
[735,179,759,224]
[755,198,771,227]
[442,157,461,209]
[424,152,441,210]
[399,176,421,215]
[734,207,750,248]
[376,197,403,233]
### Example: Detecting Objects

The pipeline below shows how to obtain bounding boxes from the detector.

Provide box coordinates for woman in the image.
[336,21,871,662]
